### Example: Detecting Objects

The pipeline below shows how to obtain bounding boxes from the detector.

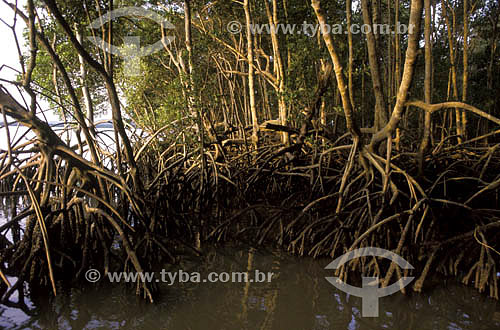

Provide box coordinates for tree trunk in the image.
[75,25,95,128]
[311,0,360,138]
[265,0,288,144]
[361,0,388,130]
[417,0,433,175]
[42,0,141,189]
[461,0,469,139]
[369,0,423,151]
[394,0,401,151]
[347,0,355,111]
[244,0,259,144]
[442,0,462,143]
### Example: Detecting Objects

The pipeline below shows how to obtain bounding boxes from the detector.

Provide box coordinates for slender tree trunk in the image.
[442,0,462,143]
[372,0,380,46]
[283,0,291,71]
[52,64,72,146]
[484,10,499,141]
[75,25,95,128]
[244,0,259,144]
[184,0,206,246]
[107,0,113,75]
[487,13,499,92]
[395,0,401,89]
[387,0,392,114]
[417,0,433,175]
[265,0,288,144]
[184,0,198,125]
[461,0,469,139]
[394,0,401,150]
[369,0,423,151]
[311,0,360,138]
[347,0,355,111]
[362,0,388,130]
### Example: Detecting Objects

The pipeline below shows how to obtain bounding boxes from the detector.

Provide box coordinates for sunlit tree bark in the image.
[244,0,259,144]
[417,0,433,175]
[369,0,423,151]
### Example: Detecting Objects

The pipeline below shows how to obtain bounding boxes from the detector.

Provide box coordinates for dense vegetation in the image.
[0,0,499,307]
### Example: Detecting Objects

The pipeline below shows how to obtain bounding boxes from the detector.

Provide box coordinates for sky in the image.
[0,0,27,95]
[0,1,25,76]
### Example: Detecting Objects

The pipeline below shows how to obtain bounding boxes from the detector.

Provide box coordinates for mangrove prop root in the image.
[1,90,500,306]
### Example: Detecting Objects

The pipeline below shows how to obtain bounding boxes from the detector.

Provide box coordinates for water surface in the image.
[1,195,499,330]
[1,244,499,330]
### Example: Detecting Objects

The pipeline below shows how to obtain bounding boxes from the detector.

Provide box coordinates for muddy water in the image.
[1,197,500,330]
[1,244,499,330]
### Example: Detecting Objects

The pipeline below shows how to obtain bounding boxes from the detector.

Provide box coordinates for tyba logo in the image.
[325,247,414,317]
[87,7,175,76]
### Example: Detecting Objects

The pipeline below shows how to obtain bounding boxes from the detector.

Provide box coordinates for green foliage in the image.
[23,0,500,137]
[117,57,187,131]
